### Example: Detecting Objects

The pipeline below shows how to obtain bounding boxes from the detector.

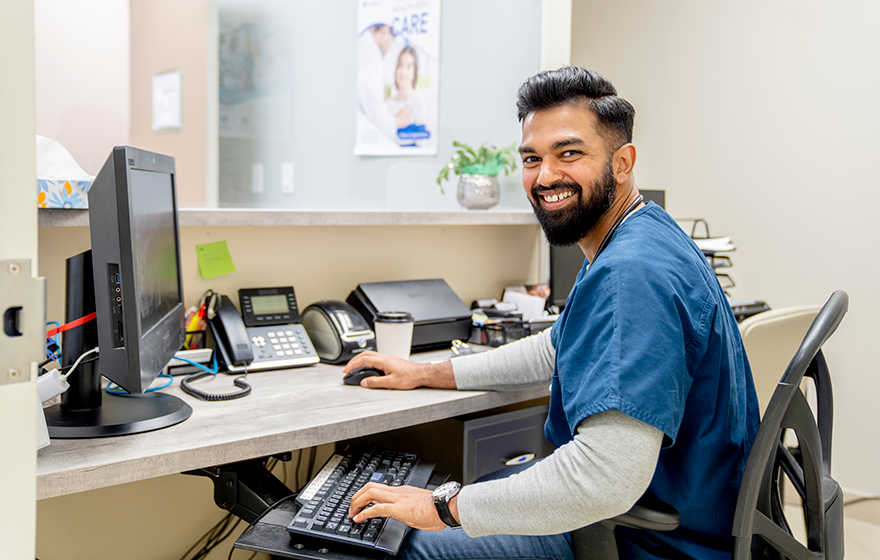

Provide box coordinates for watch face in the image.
[433,481,460,499]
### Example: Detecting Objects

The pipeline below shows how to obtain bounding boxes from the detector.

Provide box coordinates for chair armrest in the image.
[570,496,680,560]
[606,495,680,531]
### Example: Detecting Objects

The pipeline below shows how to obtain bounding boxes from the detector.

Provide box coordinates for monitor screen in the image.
[130,169,180,335]
[548,190,665,310]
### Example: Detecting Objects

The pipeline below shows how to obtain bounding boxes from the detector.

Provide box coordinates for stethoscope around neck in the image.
[590,194,644,264]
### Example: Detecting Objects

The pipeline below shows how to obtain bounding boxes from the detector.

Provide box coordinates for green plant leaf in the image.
[437,140,518,189]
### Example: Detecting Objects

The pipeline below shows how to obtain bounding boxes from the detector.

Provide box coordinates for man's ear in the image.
[612,144,637,184]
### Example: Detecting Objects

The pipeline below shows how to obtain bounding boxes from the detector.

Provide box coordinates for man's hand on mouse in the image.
[342,351,457,390]
[348,482,458,531]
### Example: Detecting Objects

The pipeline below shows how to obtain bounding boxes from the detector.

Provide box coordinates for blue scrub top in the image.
[548,202,760,559]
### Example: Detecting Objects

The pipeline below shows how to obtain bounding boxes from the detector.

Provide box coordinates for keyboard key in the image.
[350,523,365,539]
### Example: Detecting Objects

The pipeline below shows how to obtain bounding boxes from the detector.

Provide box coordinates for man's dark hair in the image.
[516,67,635,150]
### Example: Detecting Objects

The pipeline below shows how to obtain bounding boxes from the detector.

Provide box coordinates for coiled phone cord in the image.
[179,352,252,401]
[181,371,252,401]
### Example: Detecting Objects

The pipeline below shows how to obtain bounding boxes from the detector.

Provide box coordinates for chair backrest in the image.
[739,306,821,416]
[732,291,847,560]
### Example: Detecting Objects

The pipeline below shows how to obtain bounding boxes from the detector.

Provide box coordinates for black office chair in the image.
[570,493,680,560]
[732,290,847,559]
[573,290,847,560]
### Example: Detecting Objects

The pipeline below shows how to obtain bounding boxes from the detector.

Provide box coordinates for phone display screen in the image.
[250,294,290,316]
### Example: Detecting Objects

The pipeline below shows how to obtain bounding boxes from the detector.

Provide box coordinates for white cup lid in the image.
[376,311,414,323]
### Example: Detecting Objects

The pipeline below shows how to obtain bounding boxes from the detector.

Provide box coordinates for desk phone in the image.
[208,287,319,373]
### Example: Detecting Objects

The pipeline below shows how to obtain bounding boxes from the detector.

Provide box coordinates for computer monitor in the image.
[548,190,665,311]
[43,146,192,438]
[90,146,186,393]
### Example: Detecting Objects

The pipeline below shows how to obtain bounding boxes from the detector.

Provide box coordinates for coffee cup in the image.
[374,311,415,359]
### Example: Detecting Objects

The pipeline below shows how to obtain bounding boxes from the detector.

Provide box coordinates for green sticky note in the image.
[196,241,236,279]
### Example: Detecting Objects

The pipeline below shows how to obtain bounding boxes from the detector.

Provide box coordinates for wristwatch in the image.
[432,481,462,529]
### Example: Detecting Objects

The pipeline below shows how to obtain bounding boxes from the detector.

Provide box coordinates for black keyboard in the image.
[287,445,434,554]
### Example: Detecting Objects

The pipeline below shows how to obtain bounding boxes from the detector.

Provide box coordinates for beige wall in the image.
[34,0,130,176]
[572,0,880,495]
[130,0,210,208]
[39,223,542,323]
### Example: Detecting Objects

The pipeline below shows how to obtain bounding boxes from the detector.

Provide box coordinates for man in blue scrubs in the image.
[345,66,760,559]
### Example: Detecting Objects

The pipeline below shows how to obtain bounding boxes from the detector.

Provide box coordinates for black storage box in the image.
[347,279,472,351]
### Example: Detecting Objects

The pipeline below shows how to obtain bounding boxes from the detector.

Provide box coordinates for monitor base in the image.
[44,392,192,438]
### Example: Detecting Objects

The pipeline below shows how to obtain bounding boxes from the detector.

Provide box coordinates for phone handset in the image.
[209,295,255,367]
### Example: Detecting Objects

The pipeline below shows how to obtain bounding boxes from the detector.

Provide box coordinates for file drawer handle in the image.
[502,453,537,466]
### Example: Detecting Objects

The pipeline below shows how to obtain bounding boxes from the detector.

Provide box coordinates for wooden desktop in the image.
[36,349,549,501]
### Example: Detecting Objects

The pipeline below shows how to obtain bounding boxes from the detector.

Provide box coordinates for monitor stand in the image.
[43,250,191,439]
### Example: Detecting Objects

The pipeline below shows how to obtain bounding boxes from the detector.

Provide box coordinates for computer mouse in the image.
[343,366,385,386]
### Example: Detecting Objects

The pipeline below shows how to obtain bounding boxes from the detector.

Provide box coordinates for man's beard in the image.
[529,160,617,247]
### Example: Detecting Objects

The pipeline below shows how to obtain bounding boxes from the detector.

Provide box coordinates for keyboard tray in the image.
[234,500,387,560]
[234,456,436,560]
[287,445,435,554]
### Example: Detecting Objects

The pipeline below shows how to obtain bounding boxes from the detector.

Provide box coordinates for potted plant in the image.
[436,141,518,209]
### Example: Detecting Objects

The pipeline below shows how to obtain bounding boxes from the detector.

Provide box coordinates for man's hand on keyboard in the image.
[342,351,457,390]
[348,482,458,531]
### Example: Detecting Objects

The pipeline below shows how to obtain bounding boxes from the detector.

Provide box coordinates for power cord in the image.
[37,346,100,404]
[62,347,100,380]
[178,511,241,560]
[226,494,298,560]
[59,355,99,375]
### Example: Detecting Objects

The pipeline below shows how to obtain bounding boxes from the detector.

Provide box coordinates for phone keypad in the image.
[248,325,314,361]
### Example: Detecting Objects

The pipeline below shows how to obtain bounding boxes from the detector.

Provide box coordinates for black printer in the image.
[347,279,472,351]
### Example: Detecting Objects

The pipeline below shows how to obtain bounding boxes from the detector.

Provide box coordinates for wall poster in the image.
[355,0,441,156]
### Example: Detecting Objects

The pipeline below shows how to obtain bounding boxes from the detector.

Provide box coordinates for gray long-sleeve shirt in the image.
[451,329,663,537]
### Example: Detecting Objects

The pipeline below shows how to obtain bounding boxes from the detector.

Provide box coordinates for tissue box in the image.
[36,179,92,209]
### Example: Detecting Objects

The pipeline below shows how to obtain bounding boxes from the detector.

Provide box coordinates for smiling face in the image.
[395,50,417,95]
[520,103,620,246]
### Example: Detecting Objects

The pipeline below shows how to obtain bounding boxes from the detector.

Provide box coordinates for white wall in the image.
[1,2,39,557]
[572,0,880,495]
[34,0,129,175]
